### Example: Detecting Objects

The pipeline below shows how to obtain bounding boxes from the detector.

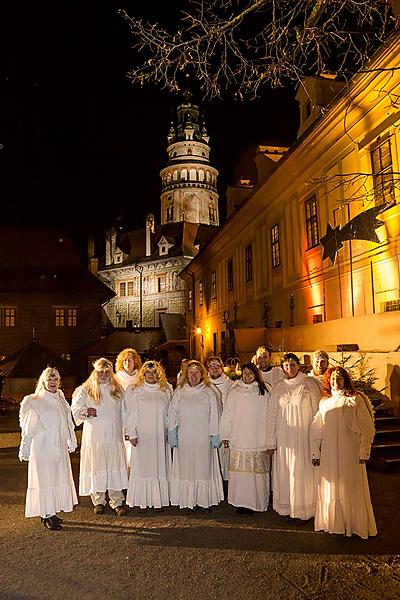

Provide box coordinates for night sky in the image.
[1,1,299,256]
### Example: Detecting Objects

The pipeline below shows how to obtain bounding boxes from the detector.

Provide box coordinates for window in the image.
[245,245,253,282]
[209,202,217,223]
[188,289,192,312]
[66,308,77,327]
[166,205,174,222]
[227,258,234,292]
[0,307,16,327]
[127,281,134,296]
[271,224,281,268]
[371,136,395,206]
[305,196,319,249]
[199,281,204,306]
[119,282,126,297]
[55,308,77,328]
[211,271,217,299]
[158,276,166,293]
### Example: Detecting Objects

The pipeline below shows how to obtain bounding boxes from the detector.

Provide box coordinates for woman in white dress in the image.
[125,361,172,509]
[220,363,271,515]
[168,360,224,511]
[114,347,142,467]
[312,366,377,539]
[71,358,128,516]
[266,353,321,524]
[18,367,78,531]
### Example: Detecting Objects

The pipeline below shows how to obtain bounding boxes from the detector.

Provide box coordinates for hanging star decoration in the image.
[320,203,390,263]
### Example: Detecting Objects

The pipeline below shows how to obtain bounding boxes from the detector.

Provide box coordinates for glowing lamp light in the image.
[196,326,202,335]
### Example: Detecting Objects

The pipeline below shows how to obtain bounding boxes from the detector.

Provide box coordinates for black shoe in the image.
[235,507,254,515]
[53,515,63,524]
[41,516,61,531]
[294,518,312,526]
[113,505,127,516]
[93,504,105,514]
[200,507,212,513]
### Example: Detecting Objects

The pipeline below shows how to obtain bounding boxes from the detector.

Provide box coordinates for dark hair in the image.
[241,362,267,395]
[282,352,300,365]
[322,366,355,398]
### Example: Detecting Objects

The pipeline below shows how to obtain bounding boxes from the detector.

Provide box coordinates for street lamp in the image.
[135,264,143,328]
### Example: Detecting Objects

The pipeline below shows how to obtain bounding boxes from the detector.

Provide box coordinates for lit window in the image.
[67,308,77,327]
[271,224,280,268]
[371,136,395,206]
[199,281,204,306]
[127,281,134,296]
[55,308,77,327]
[55,308,65,327]
[305,196,319,249]
[227,258,234,292]
[158,276,166,293]
[1,307,16,327]
[245,245,253,282]
[119,282,126,297]
[211,271,217,299]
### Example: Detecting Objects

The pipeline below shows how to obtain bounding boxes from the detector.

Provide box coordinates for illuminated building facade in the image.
[181,33,400,404]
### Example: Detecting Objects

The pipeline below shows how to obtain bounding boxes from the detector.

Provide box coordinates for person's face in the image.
[283,359,300,379]
[44,370,60,393]
[188,367,202,387]
[97,367,112,384]
[144,364,158,384]
[208,361,223,380]
[123,356,136,374]
[313,355,328,376]
[257,352,271,370]
[330,370,345,391]
[242,367,255,384]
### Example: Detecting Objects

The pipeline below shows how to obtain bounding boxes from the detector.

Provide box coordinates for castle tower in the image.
[160,90,219,226]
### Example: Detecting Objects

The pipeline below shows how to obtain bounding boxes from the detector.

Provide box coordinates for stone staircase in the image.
[370,404,400,470]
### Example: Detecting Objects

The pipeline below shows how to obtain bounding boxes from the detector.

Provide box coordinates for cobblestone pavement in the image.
[1,424,400,600]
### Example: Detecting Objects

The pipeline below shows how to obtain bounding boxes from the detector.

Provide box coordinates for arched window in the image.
[198,170,205,182]
[181,169,188,181]
[189,169,197,181]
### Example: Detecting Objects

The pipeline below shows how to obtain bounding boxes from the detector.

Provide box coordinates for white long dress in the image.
[312,391,377,539]
[19,390,78,518]
[124,381,172,508]
[169,383,224,509]
[115,369,138,465]
[71,384,128,495]
[210,373,233,481]
[220,380,271,512]
[266,371,321,519]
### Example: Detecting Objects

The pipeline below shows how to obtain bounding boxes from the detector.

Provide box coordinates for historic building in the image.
[97,91,219,354]
[0,227,114,388]
[181,33,400,406]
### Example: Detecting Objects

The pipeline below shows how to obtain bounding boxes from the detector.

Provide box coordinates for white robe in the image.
[312,391,377,539]
[220,380,271,512]
[258,366,284,390]
[19,389,78,518]
[210,373,233,480]
[168,383,224,509]
[266,372,321,519]
[115,369,138,465]
[71,384,128,495]
[124,382,172,508]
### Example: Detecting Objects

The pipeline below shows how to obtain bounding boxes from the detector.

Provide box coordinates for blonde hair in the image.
[35,367,61,395]
[136,360,169,391]
[178,360,211,387]
[83,357,123,405]
[115,348,142,373]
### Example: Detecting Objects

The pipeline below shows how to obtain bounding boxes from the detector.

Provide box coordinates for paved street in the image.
[1,432,400,600]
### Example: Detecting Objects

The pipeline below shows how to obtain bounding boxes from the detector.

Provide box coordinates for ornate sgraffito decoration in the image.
[320,203,389,264]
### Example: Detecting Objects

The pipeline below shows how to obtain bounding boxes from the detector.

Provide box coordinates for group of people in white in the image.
[18,345,377,540]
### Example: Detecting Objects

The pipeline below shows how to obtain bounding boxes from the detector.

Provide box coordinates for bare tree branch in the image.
[120,0,398,99]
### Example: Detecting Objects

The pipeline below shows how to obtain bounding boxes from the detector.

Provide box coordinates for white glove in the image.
[18,435,32,462]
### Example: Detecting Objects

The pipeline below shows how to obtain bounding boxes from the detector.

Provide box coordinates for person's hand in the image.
[312,458,320,466]
[130,437,138,447]
[222,440,230,449]
[266,449,275,457]
[87,407,97,418]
